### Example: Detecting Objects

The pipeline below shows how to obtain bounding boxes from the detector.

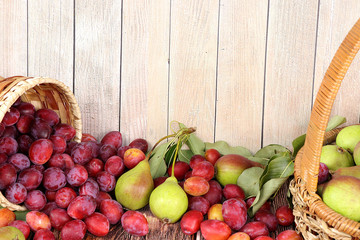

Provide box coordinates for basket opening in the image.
[20,83,74,126]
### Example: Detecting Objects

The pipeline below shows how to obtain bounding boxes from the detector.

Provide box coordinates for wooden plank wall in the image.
[0,0,359,153]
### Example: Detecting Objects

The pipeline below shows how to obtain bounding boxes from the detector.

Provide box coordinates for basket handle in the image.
[301,18,360,193]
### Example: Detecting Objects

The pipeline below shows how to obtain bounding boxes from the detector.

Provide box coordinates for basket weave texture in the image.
[289,18,360,239]
[0,76,82,211]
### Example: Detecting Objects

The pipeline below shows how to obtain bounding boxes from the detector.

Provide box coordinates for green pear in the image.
[149,176,188,223]
[322,176,360,221]
[115,159,154,210]
[353,141,360,165]
[316,182,328,197]
[0,226,25,240]
[215,154,263,186]
[320,145,354,171]
[332,165,360,179]
[336,125,360,153]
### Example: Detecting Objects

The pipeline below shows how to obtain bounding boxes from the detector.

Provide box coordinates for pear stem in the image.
[171,139,182,177]
[145,133,178,161]
[170,129,195,177]
[146,123,196,176]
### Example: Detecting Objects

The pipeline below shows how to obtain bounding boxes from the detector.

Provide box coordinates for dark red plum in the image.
[101,131,122,149]
[188,196,210,215]
[84,212,110,237]
[18,168,43,191]
[67,195,96,220]
[121,210,148,237]
[0,137,18,156]
[104,155,125,177]
[60,220,87,240]
[200,220,231,240]
[222,198,247,230]
[100,199,123,225]
[276,205,294,226]
[53,123,76,141]
[180,210,203,235]
[0,163,17,190]
[167,161,190,181]
[43,167,67,191]
[49,208,72,231]
[129,138,148,153]
[223,184,245,200]
[24,190,47,211]
[5,182,27,204]
[189,154,206,169]
[35,108,60,126]
[55,187,77,209]
[85,158,104,177]
[254,210,278,232]
[240,221,269,239]
[205,148,221,165]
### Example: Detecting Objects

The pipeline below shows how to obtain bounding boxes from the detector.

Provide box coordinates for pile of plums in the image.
[0,98,149,239]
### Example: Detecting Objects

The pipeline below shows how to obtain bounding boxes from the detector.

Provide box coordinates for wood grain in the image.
[74,0,122,140]
[263,0,319,147]
[28,0,74,90]
[0,0,27,77]
[120,0,170,146]
[313,0,360,125]
[216,0,268,153]
[168,0,219,142]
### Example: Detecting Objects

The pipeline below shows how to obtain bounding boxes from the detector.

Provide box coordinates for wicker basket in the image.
[289,18,360,240]
[0,76,82,211]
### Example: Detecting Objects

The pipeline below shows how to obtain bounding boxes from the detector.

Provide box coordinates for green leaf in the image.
[248,177,289,217]
[259,156,294,188]
[254,144,291,159]
[179,123,205,155]
[164,143,182,166]
[237,167,264,198]
[247,156,270,166]
[246,154,294,217]
[326,115,346,132]
[15,210,29,221]
[178,149,193,163]
[292,134,306,158]
[269,151,291,160]
[205,141,252,157]
[149,143,170,178]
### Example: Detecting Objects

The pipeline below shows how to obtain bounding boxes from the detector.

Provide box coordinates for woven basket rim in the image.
[0,76,82,142]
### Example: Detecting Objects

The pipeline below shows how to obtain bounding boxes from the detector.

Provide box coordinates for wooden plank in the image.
[215,0,268,153]
[28,0,74,90]
[169,0,219,142]
[74,0,122,140]
[0,0,27,77]
[120,0,170,146]
[313,0,360,125]
[263,0,319,148]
